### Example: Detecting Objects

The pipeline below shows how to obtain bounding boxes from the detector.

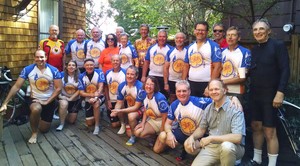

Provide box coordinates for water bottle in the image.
[26,86,31,96]
[18,89,25,97]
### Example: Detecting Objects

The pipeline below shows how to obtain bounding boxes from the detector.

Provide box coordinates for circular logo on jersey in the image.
[90,47,100,58]
[51,46,62,55]
[86,84,97,93]
[125,95,135,106]
[145,108,157,119]
[76,49,85,59]
[64,83,77,95]
[35,77,50,92]
[222,60,234,77]
[172,59,184,73]
[121,54,129,64]
[190,52,203,67]
[153,53,165,66]
[109,81,119,95]
[180,117,197,135]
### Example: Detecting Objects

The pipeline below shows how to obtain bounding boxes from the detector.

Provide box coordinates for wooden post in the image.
[290,34,300,84]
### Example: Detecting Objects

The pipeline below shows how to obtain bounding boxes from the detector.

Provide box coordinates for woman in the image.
[56,60,81,131]
[112,76,169,147]
[98,33,119,74]
[119,33,138,69]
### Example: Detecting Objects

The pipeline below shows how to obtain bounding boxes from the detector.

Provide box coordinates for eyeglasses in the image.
[107,38,114,41]
[213,30,223,33]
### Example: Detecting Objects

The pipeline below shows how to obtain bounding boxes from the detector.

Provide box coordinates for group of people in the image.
[0,18,290,166]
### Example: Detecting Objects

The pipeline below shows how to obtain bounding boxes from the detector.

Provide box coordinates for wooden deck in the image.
[0,110,193,166]
[1,109,300,166]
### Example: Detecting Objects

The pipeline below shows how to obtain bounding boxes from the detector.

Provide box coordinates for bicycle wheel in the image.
[278,101,300,159]
[0,83,17,127]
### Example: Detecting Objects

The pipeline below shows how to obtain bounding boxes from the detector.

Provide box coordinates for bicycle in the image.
[278,100,300,160]
[0,66,29,127]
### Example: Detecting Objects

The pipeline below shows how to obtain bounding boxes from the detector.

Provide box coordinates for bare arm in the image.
[211,62,222,79]
[182,63,190,80]
[201,133,242,146]
[163,62,170,91]
[223,77,246,85]
[141,60,150,83]
[45,79,62,104]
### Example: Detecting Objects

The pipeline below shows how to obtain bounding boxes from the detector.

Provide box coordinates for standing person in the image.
[221,26,251,99]
[56,60,81,131]
[78,59,105,135]
[246,18,290,166]
[110,66,143,145]
[157,80,212,160]
[84,27,105,68]
[142,29,173,98]
[98,33,119,74]
[39,25,65,71]
[212,23,228,49]
[65,29,87,73]
[134,24,156,80]
[119,33,138,69]
[163,32,187,103]
[182,21,222,97]
[0,50,62,143]
[184,79,245,166]
[104,54,126,128]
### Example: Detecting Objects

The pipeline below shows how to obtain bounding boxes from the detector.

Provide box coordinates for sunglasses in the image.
[107,38,114,41]
[213,30,223,33]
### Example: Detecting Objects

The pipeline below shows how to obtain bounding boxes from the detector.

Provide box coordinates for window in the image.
[38,0,59,41]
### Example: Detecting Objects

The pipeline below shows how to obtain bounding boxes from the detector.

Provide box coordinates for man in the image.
[184,79,245,166]
[142,29,173,98]
[157,80,212,159]
[134,24,156,79]
[212,23,228,49]
[104,54,126,128]
[65,29,87,72]
[84,27,105,68]
[163,32,187,103]
[247,18,290,166]
[0,50,62,143]
[111,65,143,145]
[39,25,65,71]
[182,21,222,97]
[78,58,105,135]
[119,33,138,69]
[221,26,251,99]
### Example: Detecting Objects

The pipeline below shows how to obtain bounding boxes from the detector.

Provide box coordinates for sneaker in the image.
[56,124,64,131]
[243,159,261,166]
[93,126,100,135]
[53,114,60,120]
[117,124,126,135]
[126,136,136,146]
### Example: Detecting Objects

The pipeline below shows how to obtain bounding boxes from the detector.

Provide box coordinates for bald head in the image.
[76,29,85,43]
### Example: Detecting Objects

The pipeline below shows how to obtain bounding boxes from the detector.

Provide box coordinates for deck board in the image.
[3,127,23,166]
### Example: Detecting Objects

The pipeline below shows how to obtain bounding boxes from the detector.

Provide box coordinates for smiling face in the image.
[67,61,77,74]
[252,22,270,43]
[213,25,225,41]
[157,31,167,47]
[84,60,95,74]
[111,55,121,70]
[208,80,226,103]
[145,78,155,95]
[226,29,240,48]
[34,50,47,67]
[194,24,208,42]
[120,35,128,47]
[106,34,115,47]
[49,25,59,40]
[176,83,190,104]
[76,30,85,43]
[140,26,149,39]
[175,33,185,47]
[126,68,137,84]
[91,28,101,41]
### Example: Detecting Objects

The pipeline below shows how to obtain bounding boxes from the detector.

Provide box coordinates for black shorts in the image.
[168,81,176,94]
[28,98,57,123]
[106,102,120,123]
[83,95,105,118]
[250,99,278,127]
[68,99,81,113]
[189,81,208,97]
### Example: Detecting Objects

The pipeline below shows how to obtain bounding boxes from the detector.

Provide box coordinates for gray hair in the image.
[252,18,271,30]
[175,80,190,90]
[111,54,122,61]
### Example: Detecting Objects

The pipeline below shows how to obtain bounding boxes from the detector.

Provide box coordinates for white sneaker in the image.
[93,126,100,135]
[117,124,126,135]
[56,124,64,131]
[53,114,60,120]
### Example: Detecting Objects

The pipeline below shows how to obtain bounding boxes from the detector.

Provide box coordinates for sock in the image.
[253,148,262,164]
[268,153,278,166]
[56,124,64,131]
[93,126,100,135]
[117,123,126,134]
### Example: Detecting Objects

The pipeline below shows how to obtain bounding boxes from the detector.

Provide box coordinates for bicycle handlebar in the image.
[3,69,12,82]
[283,100,300,110]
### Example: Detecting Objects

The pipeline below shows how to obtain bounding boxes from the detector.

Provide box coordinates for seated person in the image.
[184,79,245,166]
[78,58,105,135]
[104,54,126,128]
[0,50,62,143]
[110,65,143,145]
[56,60,81,131]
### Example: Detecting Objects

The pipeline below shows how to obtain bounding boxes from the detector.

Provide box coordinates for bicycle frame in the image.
[278,100,300,158]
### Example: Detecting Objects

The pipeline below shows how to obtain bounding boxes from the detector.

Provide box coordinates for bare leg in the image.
[28,103,42,143]
[264,127,279,154]
[57,100,68,131]
[93,100,100,135]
